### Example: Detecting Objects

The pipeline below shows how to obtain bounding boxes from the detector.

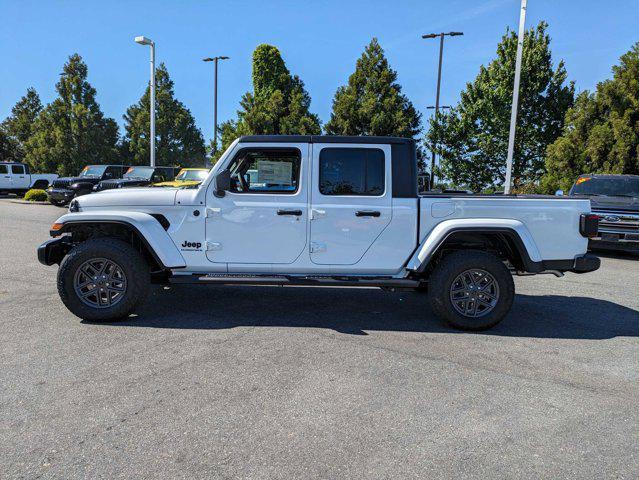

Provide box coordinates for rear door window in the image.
[11,165,25,175]
[319,148,385,196]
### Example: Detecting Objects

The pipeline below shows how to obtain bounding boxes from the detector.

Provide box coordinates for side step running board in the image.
[169,274,420,288]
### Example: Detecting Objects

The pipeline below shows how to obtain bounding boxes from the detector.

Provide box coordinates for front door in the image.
[0,164,11,190]
[205,144,308,265]
[309,144,392,265]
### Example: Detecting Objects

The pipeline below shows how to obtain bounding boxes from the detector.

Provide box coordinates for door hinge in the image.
[206,241,222,251]
[206,207,221,218]
[310,242,326,253]
[310,209,326,220]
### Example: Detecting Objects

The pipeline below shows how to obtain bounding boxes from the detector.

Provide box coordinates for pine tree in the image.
[122,63,206,167]
[1,88,42,162]
[325,38,421,140]
[428,22,574,192]
[24,54,119,176]
[542,43,639,192]
[218,44,321,157]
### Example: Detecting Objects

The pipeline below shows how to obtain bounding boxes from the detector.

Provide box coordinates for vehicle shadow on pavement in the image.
[84,285,639,340]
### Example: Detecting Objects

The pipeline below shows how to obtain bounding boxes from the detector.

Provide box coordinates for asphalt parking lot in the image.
[1,198,638,479]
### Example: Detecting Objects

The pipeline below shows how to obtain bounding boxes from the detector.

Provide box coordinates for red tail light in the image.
[579,214,599,238]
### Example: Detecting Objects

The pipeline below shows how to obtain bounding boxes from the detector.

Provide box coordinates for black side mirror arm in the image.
[214,169,231,198]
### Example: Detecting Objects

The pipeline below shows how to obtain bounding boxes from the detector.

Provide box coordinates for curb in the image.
[9,200,52,205]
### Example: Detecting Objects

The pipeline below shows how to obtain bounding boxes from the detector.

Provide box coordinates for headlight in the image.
[69,199,80,212]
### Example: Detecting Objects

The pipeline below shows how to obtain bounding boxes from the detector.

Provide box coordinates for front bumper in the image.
[37,237,73,266]
[47,188,74,202]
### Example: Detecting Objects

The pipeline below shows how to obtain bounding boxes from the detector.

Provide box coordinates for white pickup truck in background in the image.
[0,162,58,196]
[38,135,600,330]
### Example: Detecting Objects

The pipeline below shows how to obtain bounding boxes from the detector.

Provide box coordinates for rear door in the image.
[309,144,392,265]
[10,164,29,190]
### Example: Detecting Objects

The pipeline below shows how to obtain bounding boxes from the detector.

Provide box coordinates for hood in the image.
[96,178,149,191]
[52,176,99,188]
[76,187,178,207]
[589,195,639,213]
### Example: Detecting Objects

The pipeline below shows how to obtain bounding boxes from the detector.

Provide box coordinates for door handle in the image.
[355,210,381,217]
[277,209,303,216]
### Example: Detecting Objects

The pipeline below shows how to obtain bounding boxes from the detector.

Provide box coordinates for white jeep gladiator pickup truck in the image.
[0,162,58,196]
[38,136,600,330]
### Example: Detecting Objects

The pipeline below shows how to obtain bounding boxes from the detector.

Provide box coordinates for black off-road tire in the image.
[57,238,150,321]
[427,250,514,331]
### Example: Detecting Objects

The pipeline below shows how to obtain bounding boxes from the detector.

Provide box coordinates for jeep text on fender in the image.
[37,135,600,330]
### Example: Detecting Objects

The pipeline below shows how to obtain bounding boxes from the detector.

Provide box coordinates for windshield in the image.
[570,176,639,198]
[124,166,154,180]
[80,165,107,177]
[175,169,209,181]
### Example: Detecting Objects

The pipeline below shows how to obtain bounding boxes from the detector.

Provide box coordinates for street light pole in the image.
[203,56,229,155]
[135,36,156,167]
[504,0,528,194]
[422,31,463,190]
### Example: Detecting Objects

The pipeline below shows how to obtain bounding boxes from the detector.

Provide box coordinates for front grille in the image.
[594,210,639,233]
[52,179,72,188]
[97,182,119,191]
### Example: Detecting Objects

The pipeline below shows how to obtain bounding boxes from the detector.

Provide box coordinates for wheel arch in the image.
[407,220,542,274]
[51,212,186,270]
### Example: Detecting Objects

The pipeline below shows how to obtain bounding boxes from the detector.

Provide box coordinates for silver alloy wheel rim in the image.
[449,268,500,318]
[73,258,127,309]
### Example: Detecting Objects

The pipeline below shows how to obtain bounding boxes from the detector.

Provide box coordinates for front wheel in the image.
[427,250,514,330]
[57,238,150,321]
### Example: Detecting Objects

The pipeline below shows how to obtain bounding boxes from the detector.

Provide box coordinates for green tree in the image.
[0,128,19,161]
[24,54,119,175]
[123,63,206,167]
[542,43,639,192]
[428,22,574,192]
[325,38,422,141]
[218,44,321,156]
[1,88,43,162]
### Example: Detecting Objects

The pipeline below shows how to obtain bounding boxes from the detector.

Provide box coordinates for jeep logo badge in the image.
[181,240,202,250]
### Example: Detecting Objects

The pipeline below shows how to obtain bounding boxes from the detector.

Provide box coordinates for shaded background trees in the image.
[218,44,321,159]
[428,22,574,192]
[0,88,42,163]
[542,43,639,192]
[122,63,206,167]
[23,54,119,176]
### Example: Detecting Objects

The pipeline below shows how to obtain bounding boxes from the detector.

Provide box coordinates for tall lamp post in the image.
[504,0,528,194]
[422,31,463,189]
[135,36,156,167]
[203,56,230,155]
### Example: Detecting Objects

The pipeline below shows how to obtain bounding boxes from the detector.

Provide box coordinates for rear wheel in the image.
[57,238,150,321]
[427,250,514,330]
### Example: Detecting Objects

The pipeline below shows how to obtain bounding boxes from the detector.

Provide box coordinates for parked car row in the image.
[46,165,210,206]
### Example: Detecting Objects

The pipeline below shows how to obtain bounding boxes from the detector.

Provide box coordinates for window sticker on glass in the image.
[257,160,293,185]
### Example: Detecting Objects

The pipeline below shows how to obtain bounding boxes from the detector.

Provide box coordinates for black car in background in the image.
[93,166,179,191]
[48,165,128,206]
[564,174,639,253]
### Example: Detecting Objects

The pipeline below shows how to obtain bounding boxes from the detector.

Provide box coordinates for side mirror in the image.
[214,169,231,197]
[555,190,564,196]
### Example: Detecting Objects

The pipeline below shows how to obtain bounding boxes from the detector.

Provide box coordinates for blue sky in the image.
[1,0,637,142]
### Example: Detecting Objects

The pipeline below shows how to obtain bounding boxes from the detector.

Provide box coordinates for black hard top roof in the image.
[238,135,414,145]
[578,173,639,179]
